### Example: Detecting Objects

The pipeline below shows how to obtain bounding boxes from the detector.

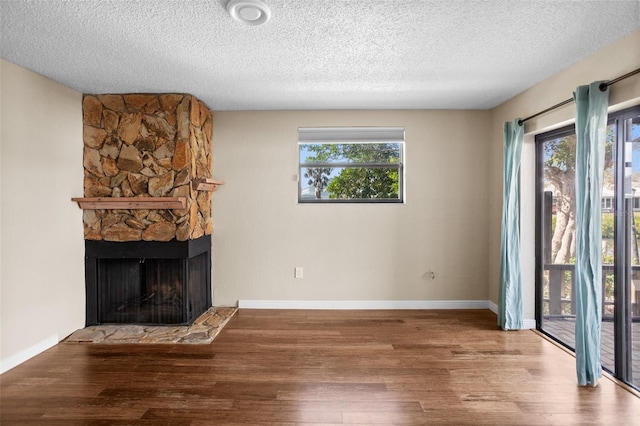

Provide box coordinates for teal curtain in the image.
[574,82,609,386]
[499,119,524,330]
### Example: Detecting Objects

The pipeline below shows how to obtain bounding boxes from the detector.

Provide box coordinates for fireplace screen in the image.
[85,236,211,326]
[98,254,207,324]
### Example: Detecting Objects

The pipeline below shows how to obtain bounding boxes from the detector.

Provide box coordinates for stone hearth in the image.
[65,307,236,344]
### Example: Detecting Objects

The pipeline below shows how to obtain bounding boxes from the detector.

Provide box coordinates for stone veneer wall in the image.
[81,94,213,242]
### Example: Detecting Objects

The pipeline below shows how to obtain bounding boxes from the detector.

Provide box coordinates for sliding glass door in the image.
[619,108,640,384]
[536,105,640,389]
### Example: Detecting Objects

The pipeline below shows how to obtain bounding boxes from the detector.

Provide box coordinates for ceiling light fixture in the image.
[227,0,271,26]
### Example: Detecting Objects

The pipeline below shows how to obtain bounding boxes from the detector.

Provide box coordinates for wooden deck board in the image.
[542,316,640,388]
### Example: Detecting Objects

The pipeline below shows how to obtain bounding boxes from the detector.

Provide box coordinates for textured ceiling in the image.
[1,0,639,111]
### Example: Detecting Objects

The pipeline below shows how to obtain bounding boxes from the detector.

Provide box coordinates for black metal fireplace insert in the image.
[84,235,211,326]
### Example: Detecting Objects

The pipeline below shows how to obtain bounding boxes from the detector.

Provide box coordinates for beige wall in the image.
[488,29,640,320]
[212,110,491,306]
[1,59,85,371]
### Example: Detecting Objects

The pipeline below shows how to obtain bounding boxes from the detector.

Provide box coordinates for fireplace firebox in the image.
[84,235,211,326]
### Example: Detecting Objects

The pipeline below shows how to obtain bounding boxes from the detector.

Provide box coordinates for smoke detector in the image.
[227,0,271,26]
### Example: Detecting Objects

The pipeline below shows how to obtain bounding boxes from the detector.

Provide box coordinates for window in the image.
[298,127,404,203]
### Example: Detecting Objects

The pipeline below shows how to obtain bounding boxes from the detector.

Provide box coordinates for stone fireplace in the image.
[76,93,218,325]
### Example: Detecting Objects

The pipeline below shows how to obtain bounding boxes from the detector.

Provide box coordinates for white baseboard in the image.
[234,299,534,330]
[238,299,491,310]
[1,334,58,374]
[487,301,536,330]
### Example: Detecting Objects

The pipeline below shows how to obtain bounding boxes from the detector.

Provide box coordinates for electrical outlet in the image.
[294,267,303,278]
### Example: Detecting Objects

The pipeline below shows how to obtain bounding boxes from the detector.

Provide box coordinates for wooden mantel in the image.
[192,178,225,192]
[71,197,187,210]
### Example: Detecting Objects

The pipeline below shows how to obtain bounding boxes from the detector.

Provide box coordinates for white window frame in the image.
[298,127,405,203]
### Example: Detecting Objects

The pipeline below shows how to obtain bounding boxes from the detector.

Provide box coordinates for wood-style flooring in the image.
[1,309,638,425]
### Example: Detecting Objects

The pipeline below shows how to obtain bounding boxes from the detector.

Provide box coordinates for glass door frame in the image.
[535,104,640,389]
[613,105,640,382]
[535,124,576,351]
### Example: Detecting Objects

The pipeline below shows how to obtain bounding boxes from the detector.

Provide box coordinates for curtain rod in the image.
[517,67,640,126]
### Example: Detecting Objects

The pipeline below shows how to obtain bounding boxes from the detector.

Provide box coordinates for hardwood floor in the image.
[1,309,638,425]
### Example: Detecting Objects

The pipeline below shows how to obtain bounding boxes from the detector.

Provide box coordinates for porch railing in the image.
[543,263,640,318]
